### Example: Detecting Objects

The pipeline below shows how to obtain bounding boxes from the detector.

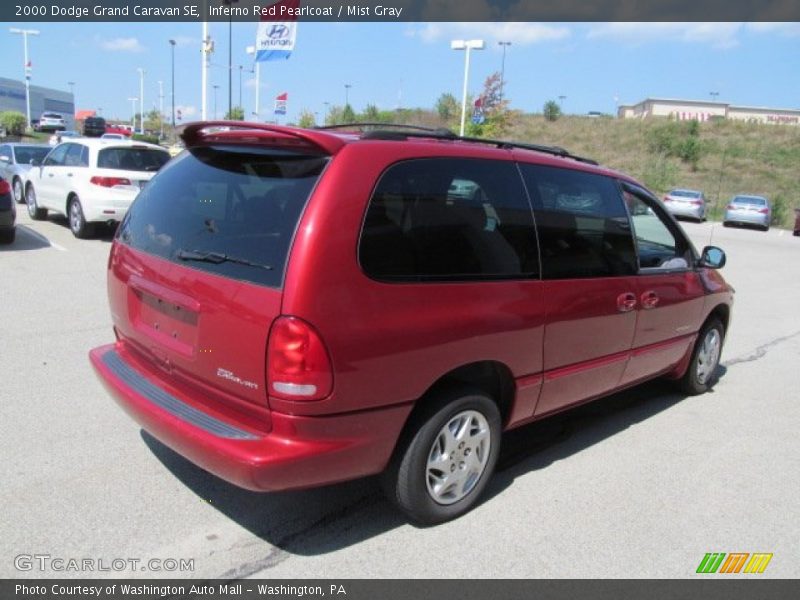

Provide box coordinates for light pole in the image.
[158,80,164,139]
[451,39,485,137]
[67,81,76,126]
[710,91,720,102]
[498,41,511,102]
[137,68,145,134]
[558,95,566,113]
[238,65,243,111]
[223,0,239,118]
[169,39,176,129]
[344,84,352,108]
[128,97,138,129]
[212,84,220,120]
[9,28,40,130]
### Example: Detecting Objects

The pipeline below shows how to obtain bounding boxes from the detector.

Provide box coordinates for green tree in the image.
[297,109,316,128]
[363,104,380,122]
[543,100,561,122]
[436,93,459,121]
[224,106,245,120]
[341,104,356,124]
[0,111,27,135]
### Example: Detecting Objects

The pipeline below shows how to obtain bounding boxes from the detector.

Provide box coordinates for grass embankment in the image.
[507,116,800,228]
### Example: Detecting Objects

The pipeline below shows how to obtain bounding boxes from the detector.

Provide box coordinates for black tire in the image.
[68,196,95,239]
[25,184,47,220]
[678,318,725,396]
[0,228,15,245]
[381,387,501,526]
[12,177,24,204]
[722,221,731,228]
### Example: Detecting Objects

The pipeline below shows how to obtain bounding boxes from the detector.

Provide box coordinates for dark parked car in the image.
[90,122,734,525]
[0,176,16,244]
[794,209,800,236]
[82,116,107,137]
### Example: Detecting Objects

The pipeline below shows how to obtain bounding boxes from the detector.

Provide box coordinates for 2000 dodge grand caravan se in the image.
[90,122,733,525]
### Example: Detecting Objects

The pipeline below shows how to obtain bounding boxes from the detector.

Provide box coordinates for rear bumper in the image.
[724,211,768,226]
[89,343,411,492]
[666,204,703,219]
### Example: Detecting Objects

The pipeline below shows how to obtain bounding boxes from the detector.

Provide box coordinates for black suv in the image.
[82,117,107,137]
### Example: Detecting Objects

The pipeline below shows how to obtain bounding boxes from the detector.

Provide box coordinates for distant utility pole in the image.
[498,41,511,102]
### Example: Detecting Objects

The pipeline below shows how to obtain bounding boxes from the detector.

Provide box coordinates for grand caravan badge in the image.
[216,368,259,390]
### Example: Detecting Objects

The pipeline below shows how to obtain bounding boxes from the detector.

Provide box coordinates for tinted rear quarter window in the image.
[520,163,637,279]
[117,145,327,288]
[359,158,539,281]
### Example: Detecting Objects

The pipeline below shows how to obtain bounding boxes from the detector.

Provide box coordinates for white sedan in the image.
[24,138,170,238]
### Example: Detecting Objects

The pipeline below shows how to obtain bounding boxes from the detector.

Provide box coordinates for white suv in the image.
[36,112,66,132]
[24,138,170,238]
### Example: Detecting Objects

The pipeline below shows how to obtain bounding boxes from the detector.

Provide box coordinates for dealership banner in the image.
[274,92,288,115]
[255,0,298,61]
[4,0,800,22]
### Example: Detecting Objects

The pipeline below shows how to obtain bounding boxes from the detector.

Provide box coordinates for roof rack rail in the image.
[315,123,453,134]
[353,129,598,165]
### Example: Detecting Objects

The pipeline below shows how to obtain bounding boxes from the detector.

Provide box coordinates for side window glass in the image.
[80,145,90,167]
[360,158,538,281]
[44,144,69,167]
[0,145,9,161]
[623,189,692,270]
[520,164,637,279]
[64,144,85,167]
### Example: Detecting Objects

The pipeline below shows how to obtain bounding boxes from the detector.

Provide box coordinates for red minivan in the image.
[90,122,734,524]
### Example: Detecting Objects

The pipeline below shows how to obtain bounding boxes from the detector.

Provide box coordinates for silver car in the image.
[0,143,52,203]
[662,188,706,221]
[723,195,771,231]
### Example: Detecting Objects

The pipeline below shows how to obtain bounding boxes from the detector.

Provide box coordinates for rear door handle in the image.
[616,292,637,313]
[641,290,660,310]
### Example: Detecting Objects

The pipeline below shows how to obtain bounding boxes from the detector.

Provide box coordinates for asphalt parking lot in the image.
[1,209,798,579]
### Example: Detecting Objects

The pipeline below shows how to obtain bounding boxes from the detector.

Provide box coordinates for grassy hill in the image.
[506,115,800,228]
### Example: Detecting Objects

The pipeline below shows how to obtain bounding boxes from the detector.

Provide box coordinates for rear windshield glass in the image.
[117,145,328,288]
[733,196,767,206]
[14,146,50,164]
[98,147,170,171]
[669,190,700,198]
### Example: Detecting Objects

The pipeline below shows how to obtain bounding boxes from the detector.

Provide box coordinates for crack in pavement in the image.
[722,330,800,367]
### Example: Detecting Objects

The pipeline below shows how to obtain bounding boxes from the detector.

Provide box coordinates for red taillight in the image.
[727,204,736,210]
[758,208,769,214]
[663,196,671,202]
[90,176,131,187]
[690,199,703,205]
[267,316,332,401]
[0,179,10,195]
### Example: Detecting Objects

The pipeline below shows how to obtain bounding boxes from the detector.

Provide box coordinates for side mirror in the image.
[699,245,726,269]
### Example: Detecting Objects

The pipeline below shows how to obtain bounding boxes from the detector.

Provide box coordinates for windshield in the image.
[117,145,328,288]
[13,146,50,165]
[98,147,170,171]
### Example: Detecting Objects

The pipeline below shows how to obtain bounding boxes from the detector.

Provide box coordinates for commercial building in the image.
[618,97,800,125]
[0,77,75,129]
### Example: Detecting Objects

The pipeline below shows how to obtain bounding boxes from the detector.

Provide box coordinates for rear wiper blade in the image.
[176,248,273,270]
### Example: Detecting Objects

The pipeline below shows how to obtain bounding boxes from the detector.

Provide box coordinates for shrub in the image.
[0,111,27,136]
[131,133,160,145]
[543,100,561,122]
